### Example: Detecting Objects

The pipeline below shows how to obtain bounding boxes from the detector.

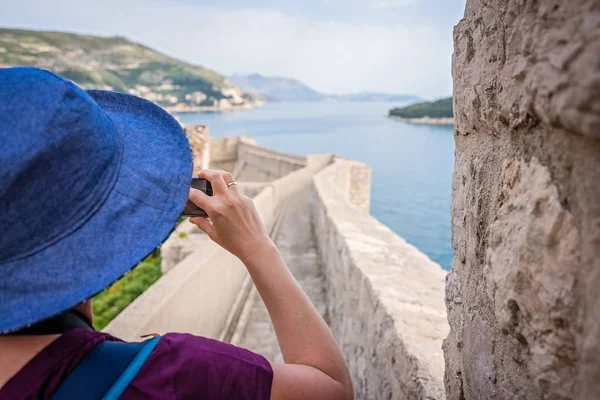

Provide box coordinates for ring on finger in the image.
[226,181,238,188]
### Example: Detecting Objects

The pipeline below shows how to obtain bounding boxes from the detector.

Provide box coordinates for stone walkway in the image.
[235,189,329,362]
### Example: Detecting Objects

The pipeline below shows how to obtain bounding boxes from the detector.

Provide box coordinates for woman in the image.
[0,67,353,399]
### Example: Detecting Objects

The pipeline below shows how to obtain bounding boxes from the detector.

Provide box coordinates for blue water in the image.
[175,102,455,270]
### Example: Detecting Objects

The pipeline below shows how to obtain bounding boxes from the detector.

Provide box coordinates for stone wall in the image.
[445,1,600,399]
[312,159,449,399]
[326,158,371,213]
[209,136,256,173]
[183,124,209,172]
[208,136,306,181]
[104,236,246,341]
[235,142,306,182]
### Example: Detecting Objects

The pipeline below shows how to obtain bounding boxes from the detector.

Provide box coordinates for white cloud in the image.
[0,0,453,97]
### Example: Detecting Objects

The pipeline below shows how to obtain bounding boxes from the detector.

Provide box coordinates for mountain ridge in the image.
[228,73,325,102]
[0,28,256,111]
[228,73,422,104]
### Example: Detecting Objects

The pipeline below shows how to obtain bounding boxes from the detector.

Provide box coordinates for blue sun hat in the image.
[0,67,192,333]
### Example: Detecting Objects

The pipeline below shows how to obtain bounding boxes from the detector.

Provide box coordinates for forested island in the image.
[389,97,453,125]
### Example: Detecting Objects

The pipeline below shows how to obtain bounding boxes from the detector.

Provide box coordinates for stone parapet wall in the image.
[311,159,448,399]
[235,142,306,182]
[103,235,245,341]
[183,124,209,173]
[209,136,256,173]
[446,1,600,399]
[325,158,371,214]
[208,136,306,182]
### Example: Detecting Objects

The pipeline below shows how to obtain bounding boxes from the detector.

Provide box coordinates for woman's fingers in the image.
[198,169,228,195]
[189,216,216,239]
[191,168,272,261]
[216,170,234,182]
[188,188,212,210]
[217,170,240,195]
[198,169,241,196]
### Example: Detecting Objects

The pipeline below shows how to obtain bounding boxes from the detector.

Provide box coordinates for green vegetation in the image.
[389,97,453,119]
[0,28,252,108]
[92,252,162,330]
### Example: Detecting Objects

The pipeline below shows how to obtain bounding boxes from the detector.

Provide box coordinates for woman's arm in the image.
[189,169,353,400]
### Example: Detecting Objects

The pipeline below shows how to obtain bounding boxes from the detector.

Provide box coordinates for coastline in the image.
[166,100,265,113]
[390,116,454,126]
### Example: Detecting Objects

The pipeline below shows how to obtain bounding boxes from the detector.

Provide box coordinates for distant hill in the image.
[229,73,421,103]
[389,97,453,119]
[0,28,255,110]
[228,73,325,102]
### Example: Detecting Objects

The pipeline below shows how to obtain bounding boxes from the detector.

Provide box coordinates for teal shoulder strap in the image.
[52,335,161,400]
[102,336,161,400]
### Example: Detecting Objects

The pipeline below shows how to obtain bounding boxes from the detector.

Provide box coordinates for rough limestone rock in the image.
[446,1,600,399]
[183,124,209,172]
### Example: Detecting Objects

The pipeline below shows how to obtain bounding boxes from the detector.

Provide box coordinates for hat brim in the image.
[0,90,192,333]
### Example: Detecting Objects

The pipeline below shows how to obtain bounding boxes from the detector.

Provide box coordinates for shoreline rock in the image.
[166,100,264,113]
[390,116,454,126]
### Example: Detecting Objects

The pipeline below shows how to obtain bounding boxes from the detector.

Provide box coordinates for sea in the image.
[175,101,455,270]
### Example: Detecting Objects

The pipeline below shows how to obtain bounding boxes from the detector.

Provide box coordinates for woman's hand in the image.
[188,169,274,263]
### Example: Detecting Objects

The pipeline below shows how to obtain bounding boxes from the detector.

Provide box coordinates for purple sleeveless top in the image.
[0,329,273,399]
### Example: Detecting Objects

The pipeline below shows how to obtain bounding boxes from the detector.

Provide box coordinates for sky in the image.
[1,0,466,98]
